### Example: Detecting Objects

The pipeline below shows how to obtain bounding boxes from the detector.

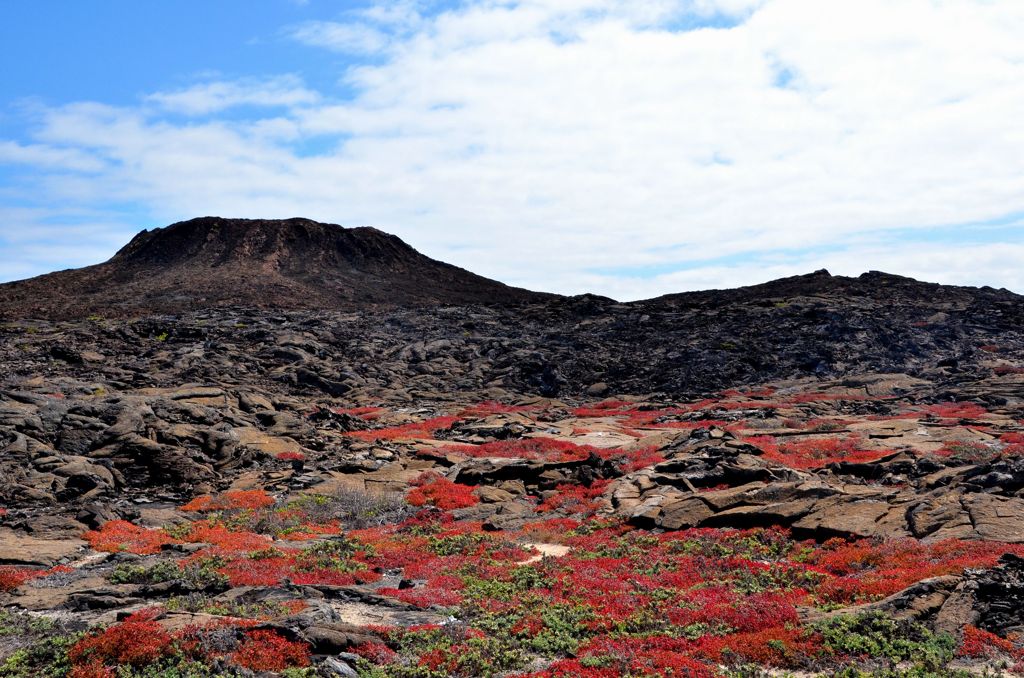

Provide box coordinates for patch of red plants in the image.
[184,522,273,552]
[406,472,480,510]
[809,537,1024,605]
[536,479,611,515]
[592,446,665,473]
[82,520,176,555]
[0,565,47,592]
[275,451,306,461]
[438,437,596,463]
[346,415,460,441]
[924,402,988,420]
[69,609,172,671]
[232,629,311,671]
[181,489,276,512]
[745,435,888,469]
[352,641,399,664]
[958,625,1022,661]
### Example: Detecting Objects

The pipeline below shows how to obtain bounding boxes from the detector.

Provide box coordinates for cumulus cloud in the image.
[2,0,1023,298]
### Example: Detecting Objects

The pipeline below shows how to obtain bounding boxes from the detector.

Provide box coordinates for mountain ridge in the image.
[1,216,1021,320]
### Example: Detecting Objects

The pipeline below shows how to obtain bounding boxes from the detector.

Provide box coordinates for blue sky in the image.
[2,0,1023,299]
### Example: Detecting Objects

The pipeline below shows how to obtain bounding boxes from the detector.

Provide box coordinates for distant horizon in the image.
[1,214,1020,302]
[2,1,1023,298]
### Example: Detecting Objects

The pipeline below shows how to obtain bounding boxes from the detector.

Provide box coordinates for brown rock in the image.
[657,497,714,530]
[792,499,902,539]
[302,625,379,653]
[473,486,516,503]
[965,494,1024,542]
[0,529,86,566]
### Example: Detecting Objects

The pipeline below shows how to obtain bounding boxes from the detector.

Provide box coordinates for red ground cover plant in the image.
[181,489,276,512]
[571,399,637,417]
[183,521,273,552]
[67,611,310,675]
[697,625,820,665]
[406,471,480,510]
[352,641,399,664]
[592,445,665,473]
[231,629,311,671]
[435,437,596,463]
[537,480,610,514]
[69,609,172,671]
[0,565,47,592]
[56,392,1024,677]
[957,625,1021,660]
[346,415,460,441]
[82,520,177,555]
[275,451,306,461]
[530,638,718,678]
[65,493,1024,677]
[346,518,1024,676]
[745,435,889,469]
[809,537,1024,605]
[178,528,380,587]
[1001,432,1024,457]
[924,402,988,420]
[515,517,582,544]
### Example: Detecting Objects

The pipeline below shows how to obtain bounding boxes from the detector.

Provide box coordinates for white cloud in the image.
[287,21,392,54]
[0,141,106,172]
[146,76,320,115]
[2,0,1024,298]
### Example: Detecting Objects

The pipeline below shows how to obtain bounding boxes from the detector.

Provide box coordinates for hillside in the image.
[0,217,551,319]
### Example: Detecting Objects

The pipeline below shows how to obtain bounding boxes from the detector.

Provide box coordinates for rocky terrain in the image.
[2,218,1024,677]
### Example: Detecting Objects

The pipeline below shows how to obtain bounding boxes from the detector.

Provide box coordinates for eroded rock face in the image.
[608,422,1024,544]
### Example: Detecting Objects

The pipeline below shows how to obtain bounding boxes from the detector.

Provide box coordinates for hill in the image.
[0,216,551,319]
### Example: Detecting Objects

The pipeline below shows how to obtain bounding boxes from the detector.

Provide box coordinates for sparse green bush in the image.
[815,611,957,673]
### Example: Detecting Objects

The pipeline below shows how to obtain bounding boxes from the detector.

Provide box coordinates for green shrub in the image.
[814,611,956,672]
